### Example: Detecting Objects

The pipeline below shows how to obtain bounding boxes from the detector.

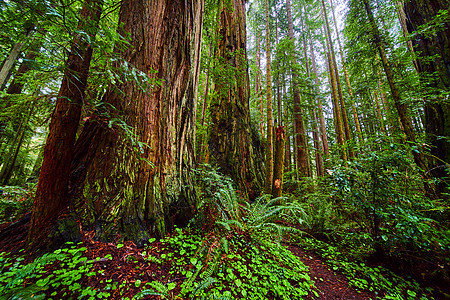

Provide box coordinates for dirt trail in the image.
[287,244,377,299]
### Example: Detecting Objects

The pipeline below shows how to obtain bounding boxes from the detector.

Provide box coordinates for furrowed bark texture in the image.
[209,0,263,199]
[404,0,450,193]
[69,0,200,245]
[28,0,103,250]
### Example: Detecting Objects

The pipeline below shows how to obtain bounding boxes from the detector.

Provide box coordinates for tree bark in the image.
[310,41,329,156]
[28,0,103,251]
[257,32,264,137]
[323,24,347,161]
[395,1,420,72]
[272,126,285,198]
[198,42,212,164]
[0,41,40,141]
[286,0,310,177]
[313,110,324,177]
[67,0,202,245]
[363,0,438,197]
[209,0,263,199]
[0,103,33,185]
[329,0,363,145]
[373,91,386,134]
[264,0,274,195]
[404,0,450,195]
[0,25,34,90]
[322,0,353,159]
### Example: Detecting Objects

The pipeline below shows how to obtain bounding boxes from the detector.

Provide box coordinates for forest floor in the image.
[1,214,446,299]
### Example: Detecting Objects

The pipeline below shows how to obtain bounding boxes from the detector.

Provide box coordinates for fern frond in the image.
[146,281,169,295]
[133,289,166,299]
[193,277,216,296]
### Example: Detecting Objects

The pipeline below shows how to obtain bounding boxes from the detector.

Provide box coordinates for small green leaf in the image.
[135,279,142,287]
[235,278,242,287]
[167,282,176,290]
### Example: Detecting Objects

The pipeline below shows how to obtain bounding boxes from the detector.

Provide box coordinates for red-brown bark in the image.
[68,0,201,244]
[404,0,450,194]
[208,0,264,199]
[28,0,103,250]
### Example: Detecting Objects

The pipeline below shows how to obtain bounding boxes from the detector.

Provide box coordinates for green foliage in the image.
[330,141,449,258]
[0,243,103,299]
[183,167,313,298]
[0,184,35,223]
[294,177,337,234]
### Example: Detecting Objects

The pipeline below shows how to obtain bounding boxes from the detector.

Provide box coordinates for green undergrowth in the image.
[0,185,35,223]
[0,243,103,299]
[136,228,314,299]
[294,236,435,300]
[0,228,314,300]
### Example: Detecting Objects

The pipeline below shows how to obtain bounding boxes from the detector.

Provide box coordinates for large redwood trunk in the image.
[404,0,450,194]
[28,0,103,250]
[208,0,264,199]
[68,0,201,244]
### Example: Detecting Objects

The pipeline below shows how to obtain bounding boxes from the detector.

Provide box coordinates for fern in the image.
[133,281,170,299]
[133,289,166,300]
[192,277,216,297]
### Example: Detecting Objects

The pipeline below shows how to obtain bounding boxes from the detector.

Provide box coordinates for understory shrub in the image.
[329,140,449,262]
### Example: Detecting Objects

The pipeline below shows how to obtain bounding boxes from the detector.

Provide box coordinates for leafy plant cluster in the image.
[0,243,108,300]
[329,141,449,259]
[0,184,35,223]
[139,166,315,299]
[136,227,314,300]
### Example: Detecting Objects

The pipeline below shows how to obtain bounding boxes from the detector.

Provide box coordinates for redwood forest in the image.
[0,0,449,299]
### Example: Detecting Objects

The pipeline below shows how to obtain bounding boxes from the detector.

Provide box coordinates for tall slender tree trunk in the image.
[323,25,347,161]
[272,126,285,198]
[275,10,282,126]
[28,0,103,250]
[363,0,435,195]
[310,41,329,156]
[198,43,212,164]
[373,91,386,134]
[302,27,324,177]
[313,111,324,177]
[264,0,274,194]
[257,32,264,137]
[395,1,419,72]
[322,0,353,159]
[329,0,363,145]
[209,0,263,199]
[0,103,33,185]
[0,25,34,89]
[286,0,310,177]
[0,41,40,140]
[283,75,292,173]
